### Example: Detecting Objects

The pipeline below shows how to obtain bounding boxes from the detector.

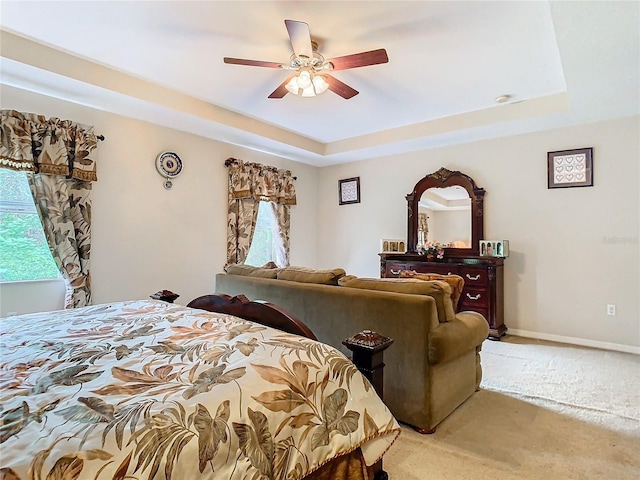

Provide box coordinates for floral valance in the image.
[0,109,98,181]
[226,158,296,205]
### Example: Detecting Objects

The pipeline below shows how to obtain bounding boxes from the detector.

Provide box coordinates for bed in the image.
[0,294,399,480]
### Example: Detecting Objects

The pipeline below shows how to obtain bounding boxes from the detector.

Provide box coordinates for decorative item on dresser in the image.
[380,167,507,339]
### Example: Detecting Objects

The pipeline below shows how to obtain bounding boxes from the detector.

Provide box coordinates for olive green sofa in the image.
[214,267,489,433]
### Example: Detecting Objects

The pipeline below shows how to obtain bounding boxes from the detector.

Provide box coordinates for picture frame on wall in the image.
[547,147,593,189]
[339,177,361,205]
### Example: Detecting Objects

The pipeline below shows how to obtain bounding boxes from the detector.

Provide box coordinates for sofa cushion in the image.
[399,270,465,311]
[277,266,346,285]
[226,264,280,279]
[428,311,489,365]
[338,276,455,322]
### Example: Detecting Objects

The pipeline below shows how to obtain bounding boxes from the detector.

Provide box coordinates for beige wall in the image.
[317,116,640,350]
[1,85,638,351]
[0,85,319,309]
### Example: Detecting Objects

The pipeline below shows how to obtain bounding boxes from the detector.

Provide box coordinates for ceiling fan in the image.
[223,19,389,99]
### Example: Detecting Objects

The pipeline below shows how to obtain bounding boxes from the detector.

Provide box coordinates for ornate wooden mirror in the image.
[406,168,485,257]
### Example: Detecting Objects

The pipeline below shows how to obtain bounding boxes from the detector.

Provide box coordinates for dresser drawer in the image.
[407,262,458,276]
[459,268,489,286]
[385,263,410,277]
[459,287,490,308]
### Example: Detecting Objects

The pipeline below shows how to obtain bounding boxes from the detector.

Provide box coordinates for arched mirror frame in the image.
[406,167,485,257]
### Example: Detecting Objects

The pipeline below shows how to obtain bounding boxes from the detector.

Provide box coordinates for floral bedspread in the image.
[0,300,399,480]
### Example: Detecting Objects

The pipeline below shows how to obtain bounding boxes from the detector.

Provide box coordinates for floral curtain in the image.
[226,158,296,267]
[0,110,99,308]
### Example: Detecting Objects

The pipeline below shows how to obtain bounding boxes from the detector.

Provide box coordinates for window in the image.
[244,201,285,267]
[0,169,59,281]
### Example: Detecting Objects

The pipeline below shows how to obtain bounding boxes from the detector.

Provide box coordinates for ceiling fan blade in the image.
[224,57,283,68]
[326,49,389,71]
[268,76,293,98]
[285,19,313,58]
[324,74,359,99]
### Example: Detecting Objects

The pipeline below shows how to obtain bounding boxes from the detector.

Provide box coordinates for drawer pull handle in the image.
[390,269,402,275]
[466,293,481,300]
[466,274,481,281]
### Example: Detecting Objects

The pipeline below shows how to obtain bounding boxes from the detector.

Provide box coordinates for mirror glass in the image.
[418,186,471,248]
[405,168,485,256]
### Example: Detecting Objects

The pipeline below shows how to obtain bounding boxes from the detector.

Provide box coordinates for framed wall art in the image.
[547,147,593,189]
[339,177,361,205]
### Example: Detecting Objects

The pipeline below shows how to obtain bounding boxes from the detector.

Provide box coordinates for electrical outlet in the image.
[607,304,616,316]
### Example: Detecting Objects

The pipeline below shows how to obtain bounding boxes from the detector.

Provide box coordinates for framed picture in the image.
[381,238,405,253]
[547,147,593,189]
[339,177,361,205]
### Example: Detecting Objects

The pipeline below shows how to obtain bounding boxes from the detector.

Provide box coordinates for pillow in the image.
[226,264,279,279]
[338,276,455,323]
[277,266,346,285]
[399,270,465,311]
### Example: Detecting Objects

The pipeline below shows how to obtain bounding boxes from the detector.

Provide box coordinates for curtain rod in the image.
[224,158,297,180]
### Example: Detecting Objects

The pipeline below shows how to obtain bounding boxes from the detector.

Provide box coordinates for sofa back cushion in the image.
[338,276,455,322]
[277,266,346,285]
[226,264,280,279]
[399,270,465,311]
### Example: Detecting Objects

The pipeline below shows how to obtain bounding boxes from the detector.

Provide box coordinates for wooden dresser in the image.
[379,253,506,340]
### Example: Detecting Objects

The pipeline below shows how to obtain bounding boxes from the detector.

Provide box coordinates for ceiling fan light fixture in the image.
[312,75,329,94]
[297,70,312,89]
[285,70,328,97]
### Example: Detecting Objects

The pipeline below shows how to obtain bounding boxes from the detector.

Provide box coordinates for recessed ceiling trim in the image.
[324,92,570,156]
[0,29,325,156]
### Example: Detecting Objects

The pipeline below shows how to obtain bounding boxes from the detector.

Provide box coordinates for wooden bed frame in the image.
[185,293,391,480]
[187,293,318,340]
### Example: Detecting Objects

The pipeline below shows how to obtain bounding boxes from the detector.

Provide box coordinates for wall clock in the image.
[155,151,182,189]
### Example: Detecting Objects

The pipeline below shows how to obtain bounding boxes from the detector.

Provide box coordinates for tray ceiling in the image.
[1,1,638,166]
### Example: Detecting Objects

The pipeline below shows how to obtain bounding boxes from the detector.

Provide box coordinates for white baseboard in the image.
[507,329,640,355]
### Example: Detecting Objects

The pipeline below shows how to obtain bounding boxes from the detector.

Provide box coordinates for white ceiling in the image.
[1,1,638,167]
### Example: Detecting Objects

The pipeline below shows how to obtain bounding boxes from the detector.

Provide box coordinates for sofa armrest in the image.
[427,311,489,365]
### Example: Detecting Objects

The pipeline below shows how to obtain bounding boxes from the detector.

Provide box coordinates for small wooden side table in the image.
[343,330,393,480]
[342,330,394,401]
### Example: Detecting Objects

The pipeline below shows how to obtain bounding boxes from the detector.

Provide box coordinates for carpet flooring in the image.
[382,336,640,479]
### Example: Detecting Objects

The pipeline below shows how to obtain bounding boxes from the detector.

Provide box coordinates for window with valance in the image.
[225,158,296,267]
[0,109,100,308]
